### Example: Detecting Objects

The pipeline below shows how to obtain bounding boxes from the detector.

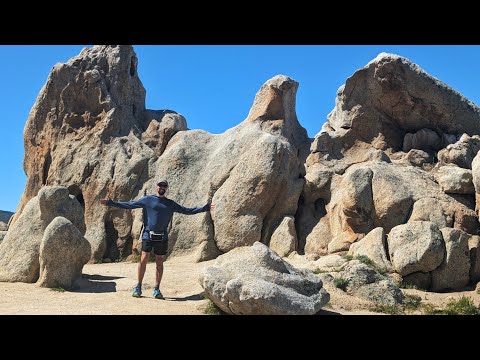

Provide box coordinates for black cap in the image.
[157,179,169,187]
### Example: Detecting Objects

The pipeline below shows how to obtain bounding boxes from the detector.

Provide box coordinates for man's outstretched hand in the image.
[209,203,215,212]
[100,199,111,205]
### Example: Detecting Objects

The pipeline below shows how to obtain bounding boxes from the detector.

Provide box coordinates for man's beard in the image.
[159,189,166,196]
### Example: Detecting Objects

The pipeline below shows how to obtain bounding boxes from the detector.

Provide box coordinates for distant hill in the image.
[0,210,14,224]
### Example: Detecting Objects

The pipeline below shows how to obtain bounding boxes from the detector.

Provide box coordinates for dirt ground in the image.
[0,254,478,315]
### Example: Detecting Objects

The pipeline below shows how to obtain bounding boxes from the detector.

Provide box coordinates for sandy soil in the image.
[0,254,478,315]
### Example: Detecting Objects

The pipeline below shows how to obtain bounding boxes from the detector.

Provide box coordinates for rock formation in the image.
[38,216,91,289]
[13,45,186,261]
[0,186,84,282]
[200,242,330,315]
[8,46,480,293]
[13,46,308,263]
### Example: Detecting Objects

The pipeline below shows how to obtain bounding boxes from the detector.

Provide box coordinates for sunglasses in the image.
[158,184,168,188]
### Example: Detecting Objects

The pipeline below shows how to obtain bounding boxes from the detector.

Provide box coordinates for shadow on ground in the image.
[82,274,124,281]
[164,293,204,302]
[70,274,124,293]
[316,309,342,315]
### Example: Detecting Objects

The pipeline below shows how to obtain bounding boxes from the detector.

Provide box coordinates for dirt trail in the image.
[0,254,478,315]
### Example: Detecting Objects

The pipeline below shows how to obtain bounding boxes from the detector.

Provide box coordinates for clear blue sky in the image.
[1,45,480,212]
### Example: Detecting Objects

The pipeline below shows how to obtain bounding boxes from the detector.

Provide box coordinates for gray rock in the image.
[336,261,403,305]
[200,242,330,315]
[434,165,475,194]
[403,129,442,152]
[472,150,480,194]
[388,221,445,276]
[431,228,470,291]
[269,216,297,257]
[402,272,431,290]
[0,222,7,231]
[314,254,348,271]
[403,149,433,167]
[37,217,91,289]
[468,235,480,284]
[348,227,392,271]
[437,134,480,169]
[302,161,477,258]
[408,198,453,229]
[0,186,84,282]
[0,231,6,241]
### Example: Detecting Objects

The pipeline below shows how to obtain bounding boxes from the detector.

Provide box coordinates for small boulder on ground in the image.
[348,227,392,271]
[326,260,403,305]
[387,221,445,276]
[37,217,91,289]
[199,242,330,315]
[431,228,470,291]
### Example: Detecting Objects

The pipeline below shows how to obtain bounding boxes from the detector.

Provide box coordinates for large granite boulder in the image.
[431,228,470,291]
[13,45,187,261]
[348,227,392,271]
[434,165,475,194]
[131,75,309,261]
[37,216,91,289]
[300,53,480,258]
[387,221,445,276]
[0,186,84,282]
[329,260,403,305]
[199,242,330,315]
[437,134,480,169]
[269,216,297,257]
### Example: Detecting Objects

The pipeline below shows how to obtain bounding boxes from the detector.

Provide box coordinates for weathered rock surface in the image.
[13,45,187,261]
[269,216,297,257]
[348,227,392,271]
[431,228,470,291]
[330,260,403,305]
[402,272,432,290]
[303,162,477,257]
[14,45,309,262]
[434,165,475,194]
[300,53,480,260]
[437,134,480,169]
[0,231,6,241]
[37,216,91,289]
[387,221,445,276]
[131,75,309,261]
[200,242,330,315]
[0,186,84,282]
[469,235,480,284]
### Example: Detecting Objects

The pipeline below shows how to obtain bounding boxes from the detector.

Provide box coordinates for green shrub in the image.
[369,304,403,315]
[443,296,480,315]
[333,277,350,291]
[355,255,375,267]
[203,299,225,315]
[422,296,480,315]
[403,294,422,311]
[50,287,65,293]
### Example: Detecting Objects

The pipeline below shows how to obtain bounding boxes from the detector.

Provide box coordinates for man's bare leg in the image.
[155,255,164,288]
[137,251,150,285]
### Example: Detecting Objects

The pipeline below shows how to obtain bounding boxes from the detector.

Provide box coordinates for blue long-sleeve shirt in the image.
[107,195,210,240]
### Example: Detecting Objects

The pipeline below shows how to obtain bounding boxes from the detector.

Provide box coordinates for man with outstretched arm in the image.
[100,180,214,299]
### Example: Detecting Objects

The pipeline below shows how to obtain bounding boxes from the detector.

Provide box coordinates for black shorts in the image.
[142,240,168,256]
